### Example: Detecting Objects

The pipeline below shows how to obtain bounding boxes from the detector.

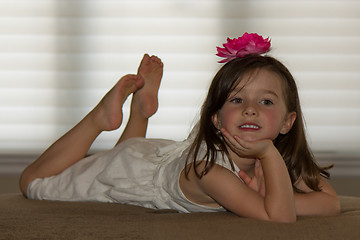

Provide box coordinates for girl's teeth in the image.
[241,124,259,129]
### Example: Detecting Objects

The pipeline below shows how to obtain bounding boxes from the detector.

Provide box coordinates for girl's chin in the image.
[238,134,272,142]
[239,135,259,142]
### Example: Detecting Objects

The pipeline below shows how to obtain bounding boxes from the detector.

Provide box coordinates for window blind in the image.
[1,0,359,157]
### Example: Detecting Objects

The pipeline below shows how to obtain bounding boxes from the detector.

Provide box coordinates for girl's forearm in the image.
[19,111,102,196]
[294,177,341,216]
[261,148,296,222]
[295,192,340,216]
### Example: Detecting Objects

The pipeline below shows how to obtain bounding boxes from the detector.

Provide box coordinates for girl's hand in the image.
[220,128,273,160]
[238,159,266,197]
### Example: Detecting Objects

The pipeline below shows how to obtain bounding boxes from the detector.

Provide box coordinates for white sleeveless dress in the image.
[27,127,240,213]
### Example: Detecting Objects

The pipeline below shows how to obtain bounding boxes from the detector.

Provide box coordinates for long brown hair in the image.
[185,55,331,192]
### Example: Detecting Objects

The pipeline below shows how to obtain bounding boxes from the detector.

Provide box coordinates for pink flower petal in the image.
[216,33,271,63]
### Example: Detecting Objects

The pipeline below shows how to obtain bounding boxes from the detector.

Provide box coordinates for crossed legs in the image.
[20,54,163,196]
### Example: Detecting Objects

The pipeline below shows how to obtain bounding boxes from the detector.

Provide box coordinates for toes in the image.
[150,55,163,65]
[150,55,157,63]
[143,53,150,61]
[139,54,151,69]
[121,74,139,82]
[118,74,143,93]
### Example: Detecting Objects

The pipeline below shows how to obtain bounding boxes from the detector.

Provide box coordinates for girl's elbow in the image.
[261,211,297,223]
[281,216,297,223]
[266,207,297,223]
[269,215,297,223]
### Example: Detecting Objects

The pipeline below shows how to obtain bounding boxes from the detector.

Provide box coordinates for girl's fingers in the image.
[254,160,263,177]
[238,170,252,185]
[221,128,236,144]
[221,128,247,151]
[254,160,266,197]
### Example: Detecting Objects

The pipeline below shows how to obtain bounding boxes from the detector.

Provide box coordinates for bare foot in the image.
[131,54,163,119]
[91,74,144,131]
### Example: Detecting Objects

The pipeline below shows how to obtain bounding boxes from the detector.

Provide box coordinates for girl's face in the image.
[212,68,296,143]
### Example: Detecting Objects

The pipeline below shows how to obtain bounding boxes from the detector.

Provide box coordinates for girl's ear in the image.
[211,113,220,129]
[280,112,297,134]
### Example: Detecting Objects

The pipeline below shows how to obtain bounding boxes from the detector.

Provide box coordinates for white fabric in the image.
[27,127,240,213]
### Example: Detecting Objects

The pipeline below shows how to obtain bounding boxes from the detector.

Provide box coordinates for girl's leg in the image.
[20,74,144,196]
[116,54,163,145]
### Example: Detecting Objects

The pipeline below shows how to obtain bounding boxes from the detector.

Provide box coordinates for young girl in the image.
[20,33,340,222]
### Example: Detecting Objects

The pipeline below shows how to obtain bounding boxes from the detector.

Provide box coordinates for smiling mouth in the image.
[239,124,261,130]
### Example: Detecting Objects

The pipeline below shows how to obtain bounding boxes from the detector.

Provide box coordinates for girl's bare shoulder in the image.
[179,162,245,209]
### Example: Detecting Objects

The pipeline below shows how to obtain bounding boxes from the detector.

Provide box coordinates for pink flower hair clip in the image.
[216,33,271,63]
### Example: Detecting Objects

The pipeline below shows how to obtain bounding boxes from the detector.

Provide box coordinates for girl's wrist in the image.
[257,141,279,161]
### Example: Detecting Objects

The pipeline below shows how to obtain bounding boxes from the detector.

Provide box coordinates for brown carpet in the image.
[1,193,360,240]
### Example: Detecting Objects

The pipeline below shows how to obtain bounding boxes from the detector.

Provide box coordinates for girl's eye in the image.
[260,99,273,105]
[230,98,243,104]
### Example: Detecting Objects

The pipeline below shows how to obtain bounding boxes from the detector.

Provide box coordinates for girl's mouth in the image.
[238,123,261,131]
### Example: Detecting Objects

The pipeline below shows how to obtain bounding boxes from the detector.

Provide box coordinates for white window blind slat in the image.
[1,0,359,155]
[2,36,360,54]
[304,108,360,126]
[3,0,359,18]
[300,90,360,108]
[295,72,360,90]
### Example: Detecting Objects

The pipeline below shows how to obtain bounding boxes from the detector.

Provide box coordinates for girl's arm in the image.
[294,177,340,216]
[195,129,296,222]
[238,161,341,216]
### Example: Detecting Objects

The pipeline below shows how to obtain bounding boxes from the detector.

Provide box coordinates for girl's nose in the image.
[243,104,257,116]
